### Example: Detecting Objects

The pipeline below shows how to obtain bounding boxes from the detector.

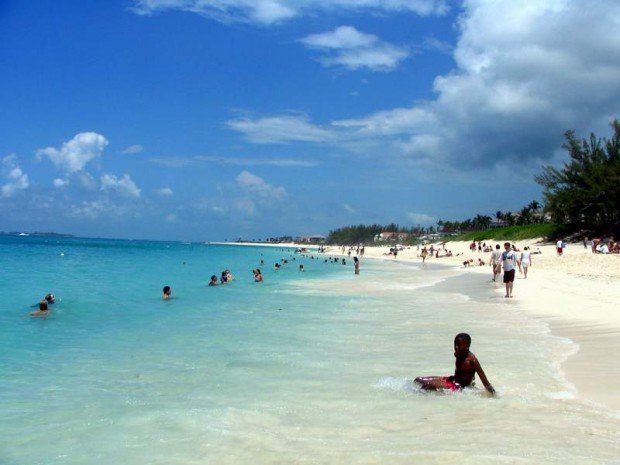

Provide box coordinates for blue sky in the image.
[1,0,619,240]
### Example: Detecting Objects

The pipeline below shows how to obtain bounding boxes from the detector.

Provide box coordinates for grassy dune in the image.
[445,224,560,242]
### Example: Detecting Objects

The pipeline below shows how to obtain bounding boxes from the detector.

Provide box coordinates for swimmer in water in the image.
[299,264,305,272]
[254,268,263,282]
[208,275,218,286]
[162,286,172,300]
[30,300,50,317]
[44,293,55,304]
[414,333,495,394]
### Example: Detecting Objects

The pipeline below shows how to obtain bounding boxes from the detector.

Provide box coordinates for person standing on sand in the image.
[556,239,564,256]
[501,242,518,298]
[520,247,532,279]
[490,244,502,282]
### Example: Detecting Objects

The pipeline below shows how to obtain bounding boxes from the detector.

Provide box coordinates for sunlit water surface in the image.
[1,237,618,464]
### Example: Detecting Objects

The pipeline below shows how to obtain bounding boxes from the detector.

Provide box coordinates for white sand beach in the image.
[323,239,620,411]
[213,239,619,410]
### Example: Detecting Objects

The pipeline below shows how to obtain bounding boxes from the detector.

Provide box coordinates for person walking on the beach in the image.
[490,244,502,282]
[556,239,564,256]
[519,247,532,279]
[501,242,518,298]
[353,256,360,275]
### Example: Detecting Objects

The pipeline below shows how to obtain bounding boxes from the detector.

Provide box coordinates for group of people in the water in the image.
[29,293,55,317]
[27,247,494,396]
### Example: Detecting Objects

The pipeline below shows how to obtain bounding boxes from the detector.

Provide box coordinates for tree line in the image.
[325,120,619,244]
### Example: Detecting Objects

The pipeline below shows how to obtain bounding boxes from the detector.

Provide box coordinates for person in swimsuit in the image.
[30,300,50,317]
[415,333,495,394]
[520,246,532,278]
[44,293,55,304]
[208,275,218,286]
[162,286,172,300]
[254,269,263,282]
[353,256,360,275]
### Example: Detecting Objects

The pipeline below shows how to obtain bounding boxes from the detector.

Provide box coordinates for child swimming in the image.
[414,333,495,394]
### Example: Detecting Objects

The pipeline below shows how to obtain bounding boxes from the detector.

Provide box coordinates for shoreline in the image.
[228,240,620,412]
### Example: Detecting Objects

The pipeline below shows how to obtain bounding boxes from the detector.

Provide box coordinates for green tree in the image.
[535,120,620,234]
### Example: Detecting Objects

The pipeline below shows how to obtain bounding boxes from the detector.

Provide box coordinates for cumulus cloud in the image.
[1,155,29,198]
[53,178,68,188]
[122,144,144,154]
[132,0,448,25]
[236,170,286,199]
[225,170,288,217]
[71,200,106,219]
[329,0,620,168]
[36,132,109,174]
[157,187,174,196]
[300,26,409,71]
[227,115,334,144]
[100,174,141,198]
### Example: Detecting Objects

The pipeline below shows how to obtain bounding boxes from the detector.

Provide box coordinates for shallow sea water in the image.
[1,237,619,464]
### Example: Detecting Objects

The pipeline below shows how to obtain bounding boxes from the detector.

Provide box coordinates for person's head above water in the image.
[45,293,55,303]
[39,300,48,311]
[162,286,171,298]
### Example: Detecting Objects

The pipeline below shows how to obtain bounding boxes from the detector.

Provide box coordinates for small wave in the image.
[374,376,417,393]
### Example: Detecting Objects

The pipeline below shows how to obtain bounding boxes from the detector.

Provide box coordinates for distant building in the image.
[375,232,397,241]
[297,235,326,244]
[489,220,508,229]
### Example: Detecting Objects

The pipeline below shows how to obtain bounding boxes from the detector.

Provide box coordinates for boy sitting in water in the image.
[415,333,495,394]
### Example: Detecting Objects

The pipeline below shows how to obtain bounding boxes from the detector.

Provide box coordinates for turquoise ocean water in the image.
[1,236,619,464]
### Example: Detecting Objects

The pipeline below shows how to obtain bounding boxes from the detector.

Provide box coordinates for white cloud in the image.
[327,0,620,167]
[342,203,356,213]
[1,155,29,198]
[132,0,448,25]
[235,170,286,200]
[157,187,174,196]
[227,115,334,144]
[71,200,106,220]
[75,171,98,191]
[406,212,436,225]
[122,144,144,154]
[53,178,68,188]
[194,155,319,167]
[300,26,409,71]
[149,157,195,168]
[100,174,141,198]
[37,132,108,173]
[423,36,452,54]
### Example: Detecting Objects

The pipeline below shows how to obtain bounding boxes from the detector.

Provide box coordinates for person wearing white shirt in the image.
[520,246,532,278]
[502,242,518,298]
